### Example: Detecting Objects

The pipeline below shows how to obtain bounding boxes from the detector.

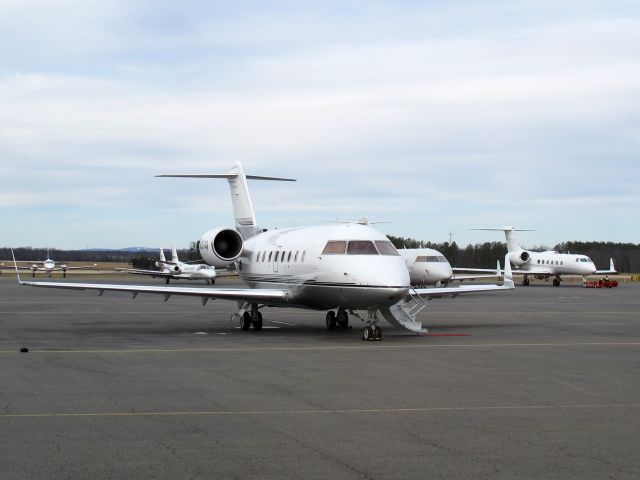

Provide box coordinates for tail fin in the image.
[157,162,295,238]
[470,226,533,253]
[171,246,179,263]
[159,248,166,263]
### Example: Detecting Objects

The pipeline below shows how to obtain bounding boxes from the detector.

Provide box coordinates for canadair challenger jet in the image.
[116,246,218,284]
[15,163,513,340]
[454,226,615,286]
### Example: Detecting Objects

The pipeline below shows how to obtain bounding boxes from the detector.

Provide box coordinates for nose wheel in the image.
[362,325,382,341]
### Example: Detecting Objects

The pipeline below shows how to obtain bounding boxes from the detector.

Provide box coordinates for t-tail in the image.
[171,246,179,264]
[470,226,534,253]
[157,162,295,238]
[159,248,166,263]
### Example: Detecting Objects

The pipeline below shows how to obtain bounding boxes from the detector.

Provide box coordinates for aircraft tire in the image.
[241,312,252,330]
[362,326,372,341]
[336,310,349,329]
[251,310,263,331]
[325,311,336,330]
[374,326,382,340]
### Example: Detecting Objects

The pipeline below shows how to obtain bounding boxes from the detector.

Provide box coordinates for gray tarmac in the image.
[1,276,639,479]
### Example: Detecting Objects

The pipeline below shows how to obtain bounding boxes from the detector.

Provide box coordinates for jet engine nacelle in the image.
[509,250,530,266]
[199,227,244,267]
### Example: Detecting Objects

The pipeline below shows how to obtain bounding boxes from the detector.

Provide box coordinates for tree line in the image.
[3,239,639,272]
[386,235,640,273]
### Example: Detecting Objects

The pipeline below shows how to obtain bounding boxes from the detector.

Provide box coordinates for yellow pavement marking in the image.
[3,403,640,419]
[1,342,640,355]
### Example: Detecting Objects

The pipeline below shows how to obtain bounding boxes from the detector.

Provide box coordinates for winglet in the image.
[503,253,514,288]
[11,249,23,284]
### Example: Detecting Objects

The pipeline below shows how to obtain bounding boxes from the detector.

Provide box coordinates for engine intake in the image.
[199,227,244,267]
[509,250,530,266]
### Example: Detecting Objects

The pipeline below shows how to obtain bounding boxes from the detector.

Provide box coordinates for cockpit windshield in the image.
[322,241,347,254]
[374,241,400,256]
[416,255,448,263]
[321,240,399,256]
[347,241,378,255]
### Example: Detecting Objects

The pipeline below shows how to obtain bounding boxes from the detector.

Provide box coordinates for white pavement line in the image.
[3,403,640,419]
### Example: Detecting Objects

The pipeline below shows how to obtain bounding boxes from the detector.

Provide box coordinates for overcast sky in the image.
[1,1,639,250]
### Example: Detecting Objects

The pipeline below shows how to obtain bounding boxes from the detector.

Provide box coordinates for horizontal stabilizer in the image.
[156,174,295,182]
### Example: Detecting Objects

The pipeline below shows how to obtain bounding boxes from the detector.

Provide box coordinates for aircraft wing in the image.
[594,258,616,274]
[452,267,553,276]
[18,279,288,304]
[0,264,33,270]
[115,268,171,277]
[416,255,514,297]
[452,273,504,282]
[60,265,97,271]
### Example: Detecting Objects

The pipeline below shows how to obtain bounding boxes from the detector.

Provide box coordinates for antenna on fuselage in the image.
[156,162,296,238]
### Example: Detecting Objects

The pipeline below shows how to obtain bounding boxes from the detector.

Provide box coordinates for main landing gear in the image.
[362,310,382,341]
[552,275,562,287]
[325,308,350,330]
[240,303,263,331]
[522,275,530,286]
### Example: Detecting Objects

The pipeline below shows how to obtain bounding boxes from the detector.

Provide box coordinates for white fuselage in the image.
[159,262,217,281]
[513,250,597,276]
[398,248,453,286]
[234,223,410,310]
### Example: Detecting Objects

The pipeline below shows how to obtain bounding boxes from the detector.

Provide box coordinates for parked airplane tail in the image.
[470,226,534,253]
[157,162,295,238]
[171,246,179,264]
[159,248,166,263]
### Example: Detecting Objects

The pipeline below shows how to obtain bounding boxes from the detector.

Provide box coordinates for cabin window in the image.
[374,241,400,256]
[561,261,563,265]
[287,251,292,262]
[294,250,299,262]
[322,241,347,254]
[280,251,286,262]
[302,251,306,262]
[268,251,273,262]
[347,240,378,255]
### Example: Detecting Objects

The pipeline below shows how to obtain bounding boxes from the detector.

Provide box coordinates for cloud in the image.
[1,2,639,247]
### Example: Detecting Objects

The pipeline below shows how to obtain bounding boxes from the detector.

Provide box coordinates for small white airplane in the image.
[399,248,503,286]
[15,163,514,340]
[116,246,218,284]
[399,248,453,286]
[454,226,616,286]
[2,250,96,277]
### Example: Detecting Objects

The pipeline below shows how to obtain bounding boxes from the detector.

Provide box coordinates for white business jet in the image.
[116,246,218,284]
[399,248,453,286]
[454,226,616,286]
[15,163,513,340]
[399,248,503,286]
[3,250,96,277]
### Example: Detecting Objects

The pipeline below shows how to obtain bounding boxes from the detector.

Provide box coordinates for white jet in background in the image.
[16,163,514,340]
[116,246,219,284]
[399,248,503,286]
[454,226,616,286]
[2,249,96,278]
